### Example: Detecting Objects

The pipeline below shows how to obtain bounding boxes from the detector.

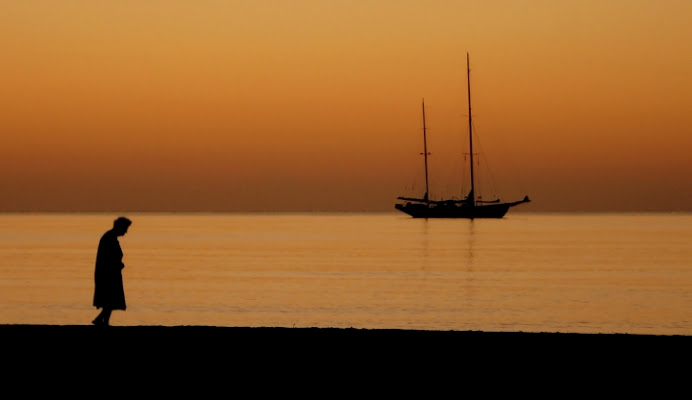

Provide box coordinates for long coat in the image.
[93,229,127,310]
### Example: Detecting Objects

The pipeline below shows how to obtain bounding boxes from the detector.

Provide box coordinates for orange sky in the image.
[1,1,690,212]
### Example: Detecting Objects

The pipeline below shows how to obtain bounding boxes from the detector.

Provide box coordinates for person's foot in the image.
[92,318,103,326]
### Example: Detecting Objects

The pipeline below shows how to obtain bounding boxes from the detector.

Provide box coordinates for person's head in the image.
[113,217,132,236]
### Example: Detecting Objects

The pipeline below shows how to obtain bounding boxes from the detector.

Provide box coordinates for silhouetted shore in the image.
[6,323,688,343]
[5,324,688,392]
[5,324,688,359]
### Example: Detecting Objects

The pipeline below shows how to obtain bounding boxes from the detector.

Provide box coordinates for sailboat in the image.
[395,53,530,219]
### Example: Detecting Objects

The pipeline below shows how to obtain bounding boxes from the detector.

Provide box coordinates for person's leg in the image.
[101,309,112,326]
[93,308,112,325]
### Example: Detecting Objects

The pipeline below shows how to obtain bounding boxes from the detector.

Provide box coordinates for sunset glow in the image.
[2,1,690,212]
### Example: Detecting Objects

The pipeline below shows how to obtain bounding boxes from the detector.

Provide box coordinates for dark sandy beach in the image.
[5,325,688,365]
[4,325,688,394]
[6,324,688,351]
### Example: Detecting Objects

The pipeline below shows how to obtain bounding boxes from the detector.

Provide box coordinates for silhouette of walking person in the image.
[92,217,132,326]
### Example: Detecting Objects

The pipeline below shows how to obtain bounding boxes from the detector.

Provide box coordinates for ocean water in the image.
[0,212,690,335]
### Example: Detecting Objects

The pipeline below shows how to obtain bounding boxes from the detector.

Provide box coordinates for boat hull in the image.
[395,202,511,219]
[394,54,530,220]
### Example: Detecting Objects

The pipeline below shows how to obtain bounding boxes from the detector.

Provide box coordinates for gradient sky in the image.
[1,1,690,212]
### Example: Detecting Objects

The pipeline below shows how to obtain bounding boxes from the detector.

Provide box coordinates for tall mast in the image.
[421,98,430,205]
[466,52,475,207]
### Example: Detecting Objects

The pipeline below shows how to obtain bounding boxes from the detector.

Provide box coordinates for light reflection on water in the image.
[0,212,690,335]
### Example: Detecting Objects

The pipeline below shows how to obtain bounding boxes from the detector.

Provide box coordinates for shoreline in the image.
[6,324,688,352]
[5,324,689,388]
[5,323,689,339]
[4,323,688,333]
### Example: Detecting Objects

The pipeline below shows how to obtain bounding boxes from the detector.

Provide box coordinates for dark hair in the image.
[114,217,132,230]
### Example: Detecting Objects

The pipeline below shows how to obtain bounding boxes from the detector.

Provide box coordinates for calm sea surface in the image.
[0,212,690,335]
